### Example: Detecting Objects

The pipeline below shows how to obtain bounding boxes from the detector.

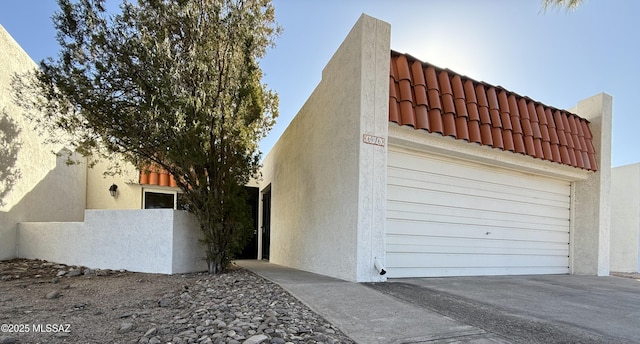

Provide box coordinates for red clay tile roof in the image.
[389,51,597,171]
[139,169,178,187]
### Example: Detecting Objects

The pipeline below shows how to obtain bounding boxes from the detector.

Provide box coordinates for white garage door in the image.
[386,147,571,278]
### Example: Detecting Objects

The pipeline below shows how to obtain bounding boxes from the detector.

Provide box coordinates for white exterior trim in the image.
[389,123,590,182]
[569,182,577,274]
[142,187,179,209]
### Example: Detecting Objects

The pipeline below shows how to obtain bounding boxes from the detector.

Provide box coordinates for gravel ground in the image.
[0,259,355,344]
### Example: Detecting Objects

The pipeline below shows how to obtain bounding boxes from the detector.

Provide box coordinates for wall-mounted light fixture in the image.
[109,184,118,197]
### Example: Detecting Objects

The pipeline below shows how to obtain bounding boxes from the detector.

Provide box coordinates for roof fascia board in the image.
[388,123,590,181]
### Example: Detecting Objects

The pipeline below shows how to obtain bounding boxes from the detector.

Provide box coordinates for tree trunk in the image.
[204,240,227,274]
[207,259,225,274]
[199,209,228,275]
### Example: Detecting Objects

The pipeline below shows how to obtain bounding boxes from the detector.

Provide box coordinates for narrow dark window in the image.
[144,192,175,209]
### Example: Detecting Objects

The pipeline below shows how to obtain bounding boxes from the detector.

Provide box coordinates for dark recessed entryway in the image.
[261,185,271,260]
[237,186,259,259]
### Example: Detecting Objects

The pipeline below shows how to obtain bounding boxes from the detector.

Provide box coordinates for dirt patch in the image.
[0,259,354,344]
[0,259,201,343]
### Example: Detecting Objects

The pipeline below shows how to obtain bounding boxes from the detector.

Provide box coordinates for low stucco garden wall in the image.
[16,209,207,274]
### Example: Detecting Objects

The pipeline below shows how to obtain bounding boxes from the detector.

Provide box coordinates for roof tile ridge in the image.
[390,50,590,123]
[389,50,597,171]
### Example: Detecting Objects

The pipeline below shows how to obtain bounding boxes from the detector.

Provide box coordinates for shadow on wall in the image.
[0,145,85,260]
[0,108,21,207]
[5,149,86,222]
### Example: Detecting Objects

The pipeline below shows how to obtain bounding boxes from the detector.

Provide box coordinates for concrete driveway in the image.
[368,274,640,343]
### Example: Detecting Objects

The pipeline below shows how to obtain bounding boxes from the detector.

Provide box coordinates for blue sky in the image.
[1,0,638,167]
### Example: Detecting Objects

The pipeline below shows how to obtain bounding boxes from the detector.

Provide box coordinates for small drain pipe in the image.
[374,258,386,276]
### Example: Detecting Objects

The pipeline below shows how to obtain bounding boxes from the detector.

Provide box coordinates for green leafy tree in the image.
[12,0,279,274]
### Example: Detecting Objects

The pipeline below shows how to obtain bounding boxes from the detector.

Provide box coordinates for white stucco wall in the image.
[17,209,206,274]
[570,93,612,276]
[1,25,86,260]
[610,163,640,272]
[172,211,207,273]
[0,152,87,260]
[355,15,390,282]
[259,14,390,282]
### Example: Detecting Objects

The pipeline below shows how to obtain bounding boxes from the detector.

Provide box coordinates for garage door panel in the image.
[387,253,569,270]
[386,234,570,250]
[387,201,570,231]
[387,244,569,257]
[387,185,570,219]
[388,170,570,207]
[386,235,570,253]
[386,219,570,243]
[387,266,570,278]
[386,147,571,277]
[389,153,569,195]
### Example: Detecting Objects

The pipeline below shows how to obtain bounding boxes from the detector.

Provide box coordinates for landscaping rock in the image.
[243,334,269,344]
[67,268,82,277]
[0,336,16,344]
[143,327,157,337]
[119,322,135,333]
[45,290,61,299]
